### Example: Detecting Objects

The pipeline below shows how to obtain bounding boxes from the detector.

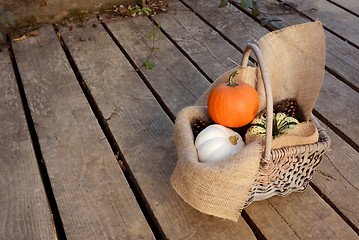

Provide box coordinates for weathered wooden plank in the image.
[155,3,249,80]
[180,0,268,47]
[0,50,55,239]
[12,26,154,240]
[155,1,359,238]
[313,119,359,228]
[315,72,359,144]
[267,187,358,239]
[289,0,359,46]
[110,16,210,115]
[244,201,300,240]
[328,0,359,15]
[59,18,257,239]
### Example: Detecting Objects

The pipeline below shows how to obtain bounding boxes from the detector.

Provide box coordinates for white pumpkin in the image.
[195,124,245,163]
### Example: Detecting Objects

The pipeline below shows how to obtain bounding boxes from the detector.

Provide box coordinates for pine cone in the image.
[274,99,297,118]
[192,119,208,139]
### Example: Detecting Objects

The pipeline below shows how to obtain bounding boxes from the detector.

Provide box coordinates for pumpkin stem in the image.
[227,71,239,86]
[229,135,239,145]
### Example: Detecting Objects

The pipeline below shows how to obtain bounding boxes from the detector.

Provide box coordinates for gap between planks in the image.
[52,24,166,240]
[310,182,359,235]
[148,16,214,84]
[97,18,176,123]
[7,36,67,240]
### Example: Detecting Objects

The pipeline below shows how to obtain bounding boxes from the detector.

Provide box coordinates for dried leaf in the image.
[118,159,127,171]
[40,1,47,7]
[12,34,28,41]
[29,30,40,36]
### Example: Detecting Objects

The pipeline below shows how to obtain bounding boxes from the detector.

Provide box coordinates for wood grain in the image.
[244,200,300,240]
[327,0,359,15]
[0,50,55,239]
[315,72,359,145]
[12,26,154,240]
[268,187,358,239]
[155,1,242,80]
[109,16,210,115]
[59,18,257,239]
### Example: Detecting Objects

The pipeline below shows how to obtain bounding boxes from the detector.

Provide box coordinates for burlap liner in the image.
[171,21,326,221]
[172,106,262,221]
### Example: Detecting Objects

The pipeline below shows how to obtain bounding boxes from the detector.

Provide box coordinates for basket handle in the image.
[241,43,273,162]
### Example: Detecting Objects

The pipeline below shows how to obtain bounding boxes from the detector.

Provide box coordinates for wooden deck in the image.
[1,0,358,239]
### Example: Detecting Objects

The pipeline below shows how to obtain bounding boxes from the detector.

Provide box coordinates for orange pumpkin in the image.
[207,71,259,128]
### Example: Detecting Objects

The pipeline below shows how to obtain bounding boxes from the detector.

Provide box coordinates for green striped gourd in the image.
[247,111,299,139]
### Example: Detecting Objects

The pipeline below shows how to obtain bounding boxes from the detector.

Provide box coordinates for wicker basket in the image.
[240,43,331,206]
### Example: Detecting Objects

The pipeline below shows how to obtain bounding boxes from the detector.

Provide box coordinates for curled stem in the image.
[228,71,239,86]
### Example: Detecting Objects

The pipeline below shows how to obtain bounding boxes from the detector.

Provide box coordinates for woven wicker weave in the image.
[244,116,330,206]
[241,44,331,206]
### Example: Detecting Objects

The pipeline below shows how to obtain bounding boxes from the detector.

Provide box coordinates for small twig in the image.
[260,9,296,16]
[261,7,317,16]
[148,16,157,62]
[136,15,158,71]
[227,57,241,67]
